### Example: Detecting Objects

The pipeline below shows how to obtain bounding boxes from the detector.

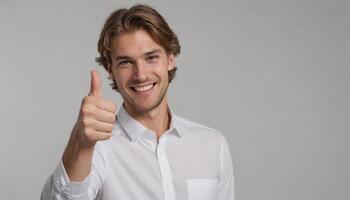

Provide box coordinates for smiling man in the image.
[41,4,234,200]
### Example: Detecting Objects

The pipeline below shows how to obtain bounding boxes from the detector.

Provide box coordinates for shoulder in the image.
[174,114,225,141]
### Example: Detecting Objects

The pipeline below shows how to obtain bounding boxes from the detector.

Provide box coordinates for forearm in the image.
[40,161,95,200]
[62,124,95,182]
[41,70,113,200]
[40,127,104,200]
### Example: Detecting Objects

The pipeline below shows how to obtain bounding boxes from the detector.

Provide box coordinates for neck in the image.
[124,96,170,140]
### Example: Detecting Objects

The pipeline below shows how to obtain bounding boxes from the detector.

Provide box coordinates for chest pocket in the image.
[187,178,218,200]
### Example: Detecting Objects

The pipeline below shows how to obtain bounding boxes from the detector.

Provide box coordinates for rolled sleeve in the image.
[40,159,93,200]
[41,143,107,200]
[53,159,92,195]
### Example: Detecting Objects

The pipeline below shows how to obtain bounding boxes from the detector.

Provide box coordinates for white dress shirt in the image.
[41,105,234,200]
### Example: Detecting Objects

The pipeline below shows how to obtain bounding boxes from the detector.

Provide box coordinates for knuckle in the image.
[107,113,115,122]
[111,103,117,113]
[91,135,99,141]
[81,106,89,115]
[82,118,89,127]
[95,98,102,106]
[101,133,111,141]
[84,129,92,138]
[85,130,96,141]
[108,124,114,132]
[110,116,116,123]
[82,96,91,104]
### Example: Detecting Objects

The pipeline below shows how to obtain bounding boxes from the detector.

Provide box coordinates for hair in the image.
[95,4,181,92]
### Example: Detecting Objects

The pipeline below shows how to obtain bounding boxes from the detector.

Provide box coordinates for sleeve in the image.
[215,135,235,200]
[40,143,107,200]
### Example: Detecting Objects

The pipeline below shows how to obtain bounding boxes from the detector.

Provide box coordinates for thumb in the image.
[89,69,102,97]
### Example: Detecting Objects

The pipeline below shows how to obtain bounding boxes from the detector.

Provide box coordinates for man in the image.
[41,4,234,200]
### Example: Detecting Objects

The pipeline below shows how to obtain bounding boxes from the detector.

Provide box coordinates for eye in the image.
[118,60,132,67]
[146,55,159,63]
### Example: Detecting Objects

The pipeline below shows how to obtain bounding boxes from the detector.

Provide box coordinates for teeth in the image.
[133,84,154,92]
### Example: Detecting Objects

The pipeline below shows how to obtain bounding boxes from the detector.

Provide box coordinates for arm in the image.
[40,70,116,199]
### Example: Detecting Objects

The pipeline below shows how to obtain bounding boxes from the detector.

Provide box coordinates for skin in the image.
[108,29,175,138]
[62,29,175,181]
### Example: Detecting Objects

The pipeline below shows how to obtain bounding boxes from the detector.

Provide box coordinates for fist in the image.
[74,70,116,146]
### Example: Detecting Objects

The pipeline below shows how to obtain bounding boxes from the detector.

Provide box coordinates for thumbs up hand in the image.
[74,70,117,147]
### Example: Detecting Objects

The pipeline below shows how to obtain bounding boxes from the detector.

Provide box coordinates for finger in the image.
[94,131,112,141]
[93,109,116,124]
[95,99,117,113]
[91,119,115,133]
[87,129,112,141]
[89,69,102,98]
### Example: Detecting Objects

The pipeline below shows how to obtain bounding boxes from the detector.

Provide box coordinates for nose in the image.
[132,60,147,81]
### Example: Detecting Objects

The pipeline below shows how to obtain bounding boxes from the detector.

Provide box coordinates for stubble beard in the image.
[122,82,169,114]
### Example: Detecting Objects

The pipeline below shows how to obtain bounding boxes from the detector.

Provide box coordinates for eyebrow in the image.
[144,49,162,56]
[114,49,162,62]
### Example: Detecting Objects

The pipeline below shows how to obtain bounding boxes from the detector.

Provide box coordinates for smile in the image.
[130,82,157,93]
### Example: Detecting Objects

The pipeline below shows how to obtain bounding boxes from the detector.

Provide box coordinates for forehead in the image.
[110,29,165,58]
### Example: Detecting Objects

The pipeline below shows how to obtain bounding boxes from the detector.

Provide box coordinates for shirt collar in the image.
[117,103,182,142]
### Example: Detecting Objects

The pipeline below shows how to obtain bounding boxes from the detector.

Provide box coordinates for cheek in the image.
[116,75,127,86]
[153,67,167,80]
[112,70,128,87]
[156,61,171,77]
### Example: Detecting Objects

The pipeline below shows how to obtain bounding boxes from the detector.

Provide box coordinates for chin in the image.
[125,97,163,113]
[133,101,158,112]
[122,87,168,113]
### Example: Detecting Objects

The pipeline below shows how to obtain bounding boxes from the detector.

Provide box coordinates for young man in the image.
[41,4,234,200]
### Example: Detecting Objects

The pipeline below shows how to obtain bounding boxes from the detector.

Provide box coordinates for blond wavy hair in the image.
[95,4,181,92]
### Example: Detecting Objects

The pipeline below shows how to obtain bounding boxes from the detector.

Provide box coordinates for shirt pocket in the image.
[187,178,218,200]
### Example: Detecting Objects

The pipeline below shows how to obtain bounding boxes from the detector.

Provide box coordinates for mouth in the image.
[130,82,157,94]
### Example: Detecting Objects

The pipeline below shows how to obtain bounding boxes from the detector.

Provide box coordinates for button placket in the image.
[157,136,175,200]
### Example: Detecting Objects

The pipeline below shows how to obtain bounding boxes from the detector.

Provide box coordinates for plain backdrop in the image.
[0,0,349,199]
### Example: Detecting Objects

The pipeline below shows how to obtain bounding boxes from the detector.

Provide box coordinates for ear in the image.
[167,54,175,71]
[107,63,115,80]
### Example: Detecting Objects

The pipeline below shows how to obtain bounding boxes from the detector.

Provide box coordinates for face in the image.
[108,29,175,114]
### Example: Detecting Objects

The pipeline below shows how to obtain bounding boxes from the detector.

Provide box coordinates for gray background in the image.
[0,0,349,199]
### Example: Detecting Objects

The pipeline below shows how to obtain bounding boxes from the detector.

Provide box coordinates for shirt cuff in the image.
[52,159,91,195]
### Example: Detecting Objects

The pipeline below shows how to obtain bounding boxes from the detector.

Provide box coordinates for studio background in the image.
[0,0,349,199]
